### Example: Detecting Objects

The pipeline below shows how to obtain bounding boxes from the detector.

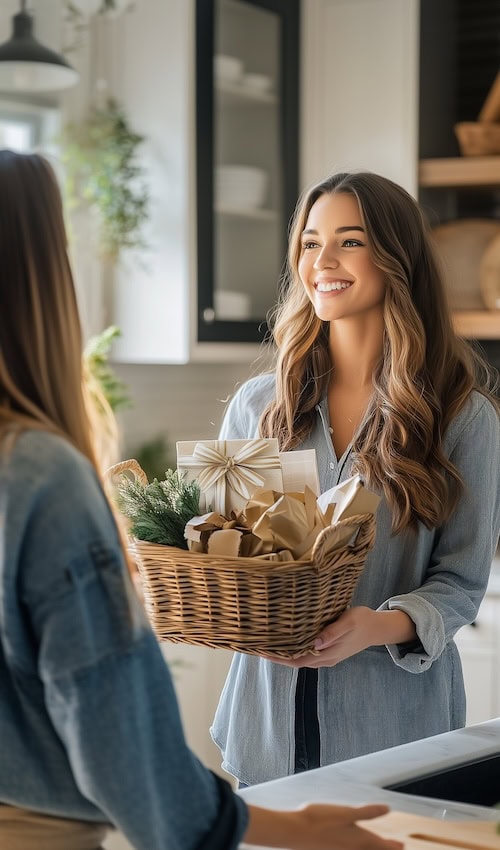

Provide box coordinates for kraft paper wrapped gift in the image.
[317,473,381,523]
[183,474,379,561]
[176,438,284,515]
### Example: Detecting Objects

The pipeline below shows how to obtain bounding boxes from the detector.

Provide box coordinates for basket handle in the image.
[105,458,149,486]
[311,512,376,564]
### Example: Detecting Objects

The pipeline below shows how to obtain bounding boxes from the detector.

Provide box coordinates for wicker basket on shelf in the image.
[108,459,377,659]
[454,122,500,156]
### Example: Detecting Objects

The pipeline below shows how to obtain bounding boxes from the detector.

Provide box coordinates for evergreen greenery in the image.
[118,471,201,549]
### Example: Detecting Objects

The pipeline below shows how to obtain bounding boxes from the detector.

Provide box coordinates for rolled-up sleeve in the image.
[379,396,500,673]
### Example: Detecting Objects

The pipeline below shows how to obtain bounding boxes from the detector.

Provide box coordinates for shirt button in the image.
[329,462,335,470]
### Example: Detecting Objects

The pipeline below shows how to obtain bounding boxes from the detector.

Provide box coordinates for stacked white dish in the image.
[214,290,251,320]
[214,54,274,95]
[215,165,268,210]
[241,72,273,94]
[214,54,244,86]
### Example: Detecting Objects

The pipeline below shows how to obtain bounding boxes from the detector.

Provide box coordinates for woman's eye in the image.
[302,240,319,250]
[342,238,363,248]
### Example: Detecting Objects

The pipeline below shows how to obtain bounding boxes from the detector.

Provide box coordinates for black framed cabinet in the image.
[195,0,300,344]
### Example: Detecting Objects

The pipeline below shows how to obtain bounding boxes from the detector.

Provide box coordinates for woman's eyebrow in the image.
[301,226,365,235]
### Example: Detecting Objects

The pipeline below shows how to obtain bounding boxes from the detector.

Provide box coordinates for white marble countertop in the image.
[240,718,500,825]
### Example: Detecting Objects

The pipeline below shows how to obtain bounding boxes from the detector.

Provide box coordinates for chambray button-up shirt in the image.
[211,374,500,786]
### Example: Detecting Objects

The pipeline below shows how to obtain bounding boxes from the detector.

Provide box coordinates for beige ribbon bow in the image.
[179,440,281,514]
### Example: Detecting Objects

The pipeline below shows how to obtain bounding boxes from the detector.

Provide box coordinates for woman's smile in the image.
[314,278,354,293]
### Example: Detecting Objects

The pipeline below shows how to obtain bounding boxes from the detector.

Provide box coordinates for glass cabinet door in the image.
[195,0,299,343]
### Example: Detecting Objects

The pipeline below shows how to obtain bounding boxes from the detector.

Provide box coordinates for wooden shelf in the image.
[452,310,500,338]
[419,157,500,188]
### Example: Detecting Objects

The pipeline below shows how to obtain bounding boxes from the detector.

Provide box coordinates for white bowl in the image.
[242,72,272,94]
[215,165,268,209]
[214,290,251,320]
[214,54,244,84]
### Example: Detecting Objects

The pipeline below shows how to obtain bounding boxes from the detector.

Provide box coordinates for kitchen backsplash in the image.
[113,360,257,459]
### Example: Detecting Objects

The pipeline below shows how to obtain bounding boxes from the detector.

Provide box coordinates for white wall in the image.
[300,0,420,196]
[104,0,195,363]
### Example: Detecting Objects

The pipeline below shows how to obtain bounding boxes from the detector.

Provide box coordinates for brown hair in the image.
[260,171,499,533]
[0,149,99,468]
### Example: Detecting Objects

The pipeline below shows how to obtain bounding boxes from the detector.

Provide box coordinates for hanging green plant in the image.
[61,98,149,262]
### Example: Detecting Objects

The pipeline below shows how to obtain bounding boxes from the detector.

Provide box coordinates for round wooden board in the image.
[430,219,500,310]
[479,231,500,310]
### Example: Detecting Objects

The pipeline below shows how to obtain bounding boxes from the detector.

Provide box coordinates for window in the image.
[0,100,60,154]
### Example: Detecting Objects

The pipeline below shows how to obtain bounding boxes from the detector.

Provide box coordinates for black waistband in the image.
[294,667,320,773]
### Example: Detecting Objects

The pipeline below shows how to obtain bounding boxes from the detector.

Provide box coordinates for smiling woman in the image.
[210,170,500,788]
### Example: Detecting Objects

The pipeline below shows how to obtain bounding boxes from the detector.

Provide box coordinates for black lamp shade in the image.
[0,8,79,92]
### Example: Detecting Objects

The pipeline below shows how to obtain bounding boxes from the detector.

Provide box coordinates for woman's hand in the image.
[262,607,417,668]
[244,802,404,850]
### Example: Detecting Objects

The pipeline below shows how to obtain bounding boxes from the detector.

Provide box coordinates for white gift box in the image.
[176,438,283,515]
[176,439,320,515]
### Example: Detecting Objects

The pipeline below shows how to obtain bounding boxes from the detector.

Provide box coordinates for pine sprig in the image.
[118,470,201,549]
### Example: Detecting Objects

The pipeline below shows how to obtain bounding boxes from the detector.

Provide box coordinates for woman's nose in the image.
[313,246,340,269]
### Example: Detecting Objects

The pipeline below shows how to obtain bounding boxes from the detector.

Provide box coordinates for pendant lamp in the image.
[0,1,79,92]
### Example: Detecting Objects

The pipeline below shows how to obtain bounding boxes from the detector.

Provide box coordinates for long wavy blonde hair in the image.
[0,150,113,473]
[260,171,499,533]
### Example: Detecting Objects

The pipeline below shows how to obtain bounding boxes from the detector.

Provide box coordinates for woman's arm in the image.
[261,607,417,668]
[378,396,500,673]
[245,803,403,850]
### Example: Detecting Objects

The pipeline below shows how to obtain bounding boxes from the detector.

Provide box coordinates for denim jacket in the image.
[0,430,248,850]
[211,375,500,786]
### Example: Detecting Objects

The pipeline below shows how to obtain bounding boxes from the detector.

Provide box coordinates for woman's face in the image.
[298,191,386,324]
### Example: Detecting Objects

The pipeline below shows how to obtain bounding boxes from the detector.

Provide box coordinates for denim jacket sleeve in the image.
[15,438,248,850]
[379,395,500,673]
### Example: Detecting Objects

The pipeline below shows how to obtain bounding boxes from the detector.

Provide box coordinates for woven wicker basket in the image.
[454,121,500,156]
[109,460,376,659]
